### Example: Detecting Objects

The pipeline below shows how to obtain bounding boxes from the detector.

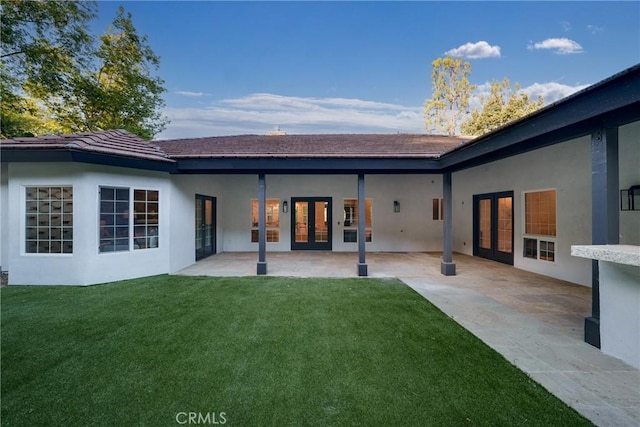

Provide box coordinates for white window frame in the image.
[251,199,280,243]
[343,198,373,243]
[522,188,557,263]
[23,185,74,256]
[98,186,160,253]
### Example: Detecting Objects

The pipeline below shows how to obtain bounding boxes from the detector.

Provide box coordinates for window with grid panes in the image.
[25,187,73,254]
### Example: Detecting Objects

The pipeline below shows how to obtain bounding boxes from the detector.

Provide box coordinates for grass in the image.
[1,275,591,426]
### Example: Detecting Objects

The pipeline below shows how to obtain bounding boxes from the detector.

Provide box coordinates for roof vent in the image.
[267,126,287,136]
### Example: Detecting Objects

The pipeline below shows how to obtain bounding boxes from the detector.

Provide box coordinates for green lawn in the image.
[1,276,591,426]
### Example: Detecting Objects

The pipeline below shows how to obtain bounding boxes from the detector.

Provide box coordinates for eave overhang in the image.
[1,148,177,173]
[172,156,443,174]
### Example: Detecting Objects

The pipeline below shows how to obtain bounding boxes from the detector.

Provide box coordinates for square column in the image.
[257,173,267,275]
[357,173,368,276]
[585,127,619,347]
[441,172,456,275]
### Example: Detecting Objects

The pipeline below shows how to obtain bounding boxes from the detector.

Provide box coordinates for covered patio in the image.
[176,252,639,426]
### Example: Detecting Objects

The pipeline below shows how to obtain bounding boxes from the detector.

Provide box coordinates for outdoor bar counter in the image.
[572,244,640,369]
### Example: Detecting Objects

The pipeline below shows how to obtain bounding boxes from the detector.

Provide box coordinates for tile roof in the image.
[155,134,470,158]
[0,129,174,163]
[1,130,471,161]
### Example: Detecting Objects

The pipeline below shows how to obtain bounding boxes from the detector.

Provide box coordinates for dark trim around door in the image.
[473,191,514,265]
[291,197,332,250]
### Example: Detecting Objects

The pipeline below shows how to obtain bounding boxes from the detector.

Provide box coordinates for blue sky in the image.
[92,1,640,139]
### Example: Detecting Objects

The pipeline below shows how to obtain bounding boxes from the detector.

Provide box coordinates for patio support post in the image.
[441,172,456,276]
[585,126,619,348]
[357,173,368,276]
[257,173,267,275]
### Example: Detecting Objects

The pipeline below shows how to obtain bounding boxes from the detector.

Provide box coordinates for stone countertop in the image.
[571,245,640,267]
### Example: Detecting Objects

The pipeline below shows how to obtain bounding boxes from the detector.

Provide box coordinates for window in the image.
[523,238,537,259]
[432,198,444,220]
[251,199,280,243]
[134,190,159,249]
[524,190,556,262]
[25,186,73,254]
[100,187,159,252]
[540,240,555,262]
[100,187,130,252]
[343,199,373,243]
[343,230,357,243]
[525,190,556,236]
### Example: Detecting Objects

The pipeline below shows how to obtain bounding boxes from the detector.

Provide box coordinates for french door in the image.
[291,197,332,250]
[473,191,514,265]
[195,194,216,260]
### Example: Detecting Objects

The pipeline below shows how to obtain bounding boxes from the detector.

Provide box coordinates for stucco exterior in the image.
[203,174,445,253]
[451,135,593,286]
[1,168,448,285]
[2,119,638,286]
[162,173,446,275]
[619,121,640,245]
[4,162,173,285]
[450,121,639,286]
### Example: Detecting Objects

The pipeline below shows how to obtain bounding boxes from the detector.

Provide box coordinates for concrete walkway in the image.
[177,252,639,426]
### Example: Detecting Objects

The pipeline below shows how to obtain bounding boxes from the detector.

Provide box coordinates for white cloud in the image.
[586,24,604,35]
[561,21,572,32]
[467,80,590,110]
[175,90,207,97]
[527,38,584,55]
[156,94,424,139]
[157,82,593,140]
[445,41,501,59]
[521,81,590,104]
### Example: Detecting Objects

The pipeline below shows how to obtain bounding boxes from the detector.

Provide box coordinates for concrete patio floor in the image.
[176,251,639,426]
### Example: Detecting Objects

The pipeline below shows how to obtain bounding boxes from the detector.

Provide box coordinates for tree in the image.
[461,78,544,136]
[424,56,476,136]
[1,2,168,139]
[60,6,168,139]
[0,0,96,138]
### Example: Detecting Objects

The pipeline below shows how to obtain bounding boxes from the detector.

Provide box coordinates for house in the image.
[1,64,638,350]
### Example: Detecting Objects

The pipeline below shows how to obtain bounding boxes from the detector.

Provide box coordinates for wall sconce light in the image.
[282,201,288,213]
[393,200,400,213]
[620,185,640,211]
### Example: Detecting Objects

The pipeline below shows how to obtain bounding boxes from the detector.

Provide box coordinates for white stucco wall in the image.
[2,166,446,283]
[168,175,227,273]
[599,261,640,369]
[619,121,640,245]
[452,136,593,286]
[174,174,445,253]
[1,161,8,271]
[223,174,444,252]
[5,163,172,285]
[4,121,633,285]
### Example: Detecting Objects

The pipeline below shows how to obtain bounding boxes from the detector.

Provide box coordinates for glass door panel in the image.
[195,197,203,257]
[295,201,309,243]
[473,192,513,265]
[497,196,513,254]
[195,195,216,260]
[291,197,332,250]
[314,202,328,243]
[479,199,492,250]
[205,199,213,249]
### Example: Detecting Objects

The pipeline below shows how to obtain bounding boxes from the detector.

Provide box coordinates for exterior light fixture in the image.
[621,185,640,211]
[282,201,288,213]
[393,200,400,213]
